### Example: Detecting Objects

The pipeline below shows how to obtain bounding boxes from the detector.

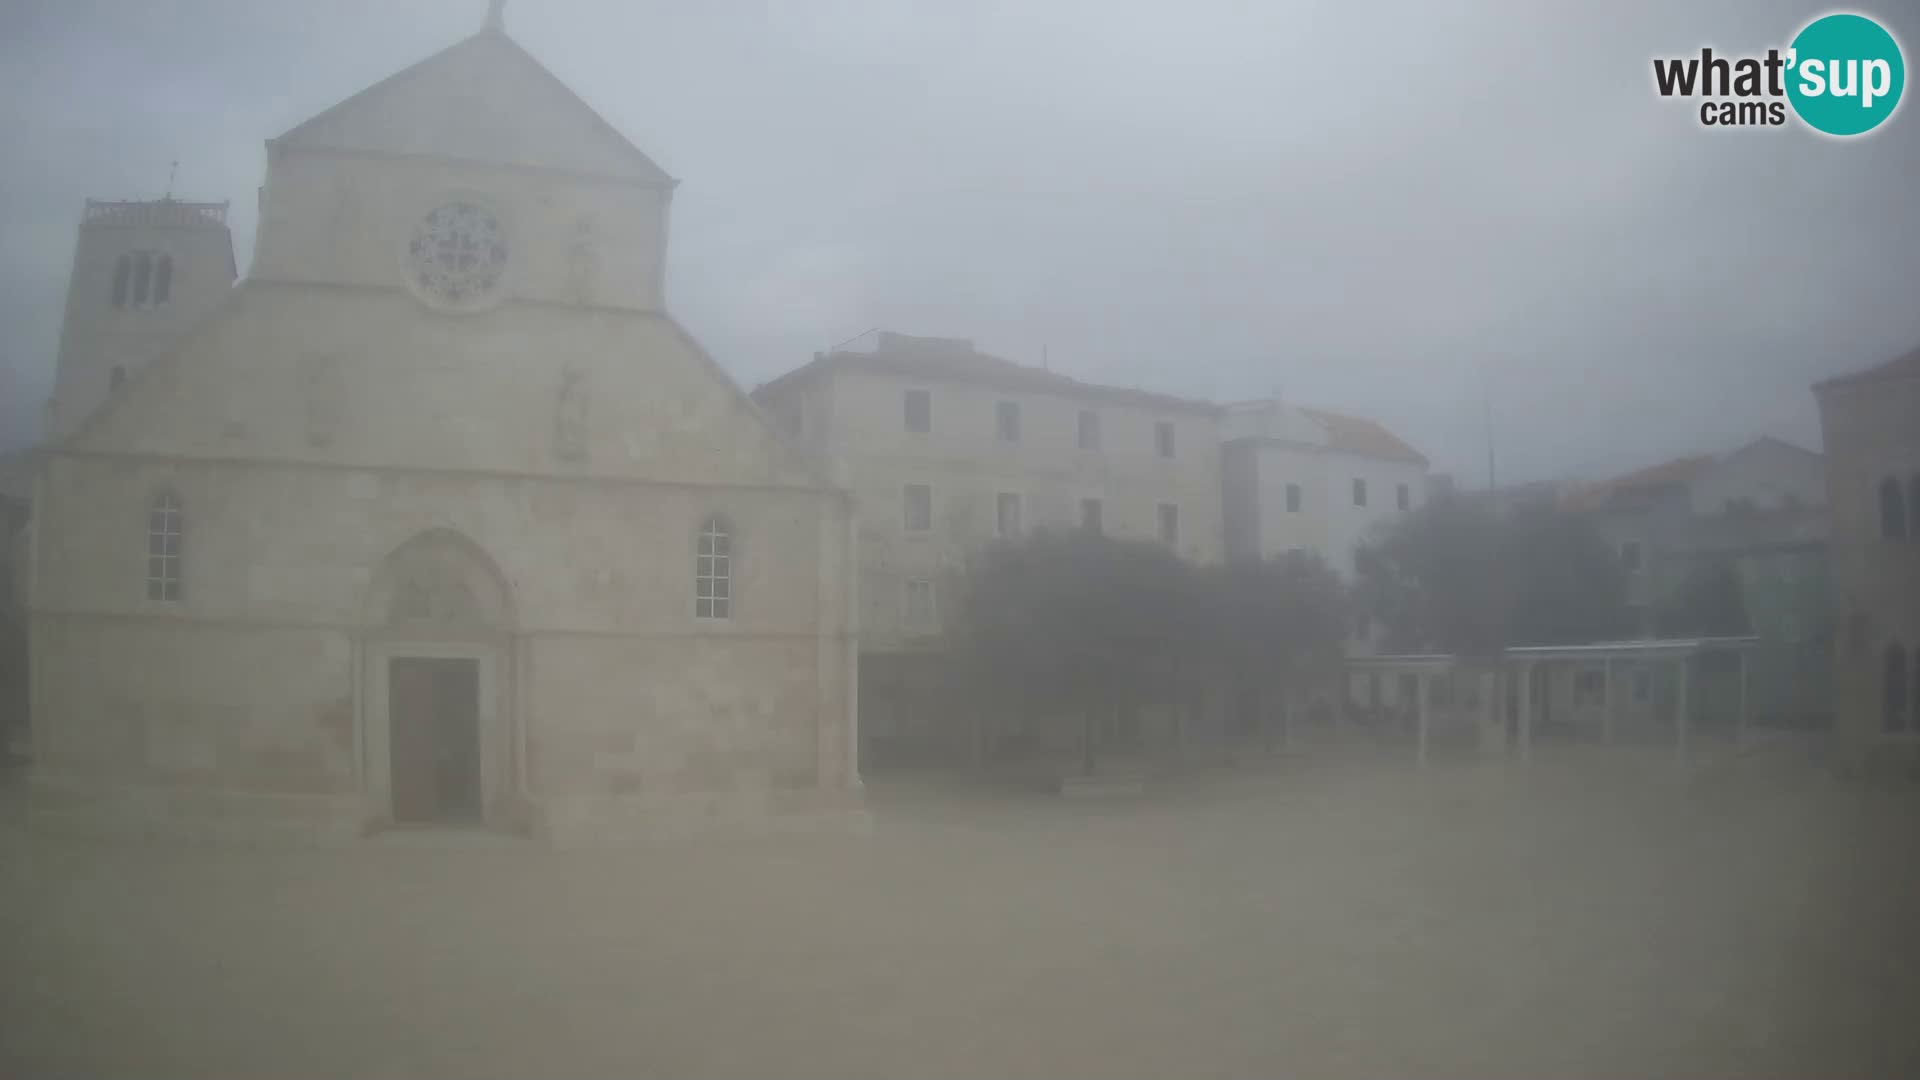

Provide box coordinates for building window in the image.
[408,202,509,308]
[996,400,1020,443]
[146,491,182,602]
[1158,502,1178,546]
[1397,483,1410,511]
[1286,483,1302,513]
[1351,478,1367,507]
[996,492,1022,538]
[1885,643,1910,733]
[1619,540,1643,571]
[1881,476,1908,539]
[1080,497,1103,534]
[112,255,131,307]
[1078,409,1101,451]
[904,388,931,433]
[905,578,936,627]
[153,255,172,305]
[903,483,932,532]
[132,252,153,307]
[696,515,731,620]
[1156,420,1175,459]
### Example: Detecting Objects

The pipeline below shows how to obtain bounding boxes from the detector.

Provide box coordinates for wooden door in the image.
[430,659,480,821]
[389,657,481,823]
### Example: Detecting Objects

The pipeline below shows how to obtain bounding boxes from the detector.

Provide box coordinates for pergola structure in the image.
[1344,636,1760,767]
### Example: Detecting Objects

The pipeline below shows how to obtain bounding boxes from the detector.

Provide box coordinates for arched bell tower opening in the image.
[359,529,519,830]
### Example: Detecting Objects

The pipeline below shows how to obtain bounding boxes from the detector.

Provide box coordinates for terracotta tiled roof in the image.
[1562,454,1713,511]
[1295,407,1428,465]
[753,335,1218,414]
[1814,344,1920,391]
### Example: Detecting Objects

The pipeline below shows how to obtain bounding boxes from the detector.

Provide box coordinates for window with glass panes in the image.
[696,516,731,619]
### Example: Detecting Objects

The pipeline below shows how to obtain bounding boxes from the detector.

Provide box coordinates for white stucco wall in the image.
[1245,442,1425,578]
[770,368,1224,649]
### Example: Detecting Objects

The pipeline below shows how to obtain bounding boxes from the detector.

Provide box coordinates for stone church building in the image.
[26,11,860,842]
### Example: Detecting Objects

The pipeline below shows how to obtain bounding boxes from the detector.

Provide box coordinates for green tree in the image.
[1656,559,1749,637]
[1200,551,1348,749]
[958,529,1193,775]
[1354,494,1628,655]
[1352,495,1510,657]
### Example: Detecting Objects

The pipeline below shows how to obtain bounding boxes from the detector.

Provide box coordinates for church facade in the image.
[26,19,861,842]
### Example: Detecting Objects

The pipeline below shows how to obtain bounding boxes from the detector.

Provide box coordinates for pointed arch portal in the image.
[359,530,519,829]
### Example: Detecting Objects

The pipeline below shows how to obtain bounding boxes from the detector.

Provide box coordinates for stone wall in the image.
[1818,372,1920,764]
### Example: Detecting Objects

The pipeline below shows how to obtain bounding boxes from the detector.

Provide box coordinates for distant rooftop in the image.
[1221,398,1428,465]
[1561,436,1820,513]
[1815,343,1920,392]
[753,331,1219,414]
[83,198,230,229]
[1562,454,1715,511]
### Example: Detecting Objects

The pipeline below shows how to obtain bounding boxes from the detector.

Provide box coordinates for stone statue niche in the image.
[554,368,589,461]
[565,217,599,307]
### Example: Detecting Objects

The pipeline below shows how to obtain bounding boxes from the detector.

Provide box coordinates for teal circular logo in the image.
[1787,13,1905,136]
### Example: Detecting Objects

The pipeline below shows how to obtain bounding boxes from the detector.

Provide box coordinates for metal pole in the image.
[1602,657,1614,745]
[1676,654,1691,769]
[1518,662,1533,762]
[1481,669,1496,756]
[1737,649,1749,748]
[1417,673,1430,768]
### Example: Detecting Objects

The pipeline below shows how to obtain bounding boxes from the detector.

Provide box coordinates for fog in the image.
[3,4,1919,1076]
[4,0,1918,480]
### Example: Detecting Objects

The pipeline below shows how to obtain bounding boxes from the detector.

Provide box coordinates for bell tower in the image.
[46,196,237,439]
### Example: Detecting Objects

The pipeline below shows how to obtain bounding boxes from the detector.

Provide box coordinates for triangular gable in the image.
[272,28,674,186]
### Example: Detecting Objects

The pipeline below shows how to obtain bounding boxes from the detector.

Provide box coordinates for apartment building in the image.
[1220,398,1431,579]
[755,332,1433,762]
[753,333,1225,761]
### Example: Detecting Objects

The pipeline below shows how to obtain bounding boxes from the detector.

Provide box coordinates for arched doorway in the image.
[359,530,516,829]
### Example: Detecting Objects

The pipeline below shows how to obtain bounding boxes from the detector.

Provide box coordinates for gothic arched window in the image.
[154,255,173,305]
[1882,477,1908,540]
[111,255,131,307]
[147,491,183,602]
[132,252,153,307]
[696,516,731,620]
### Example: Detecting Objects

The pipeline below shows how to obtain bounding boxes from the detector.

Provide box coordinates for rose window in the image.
[407,203,508,307]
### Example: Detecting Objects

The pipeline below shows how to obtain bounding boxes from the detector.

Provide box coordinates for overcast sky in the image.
[3,0,1917,484]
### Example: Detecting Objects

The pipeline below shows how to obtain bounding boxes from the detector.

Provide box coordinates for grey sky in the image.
[3,0,1917,484]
